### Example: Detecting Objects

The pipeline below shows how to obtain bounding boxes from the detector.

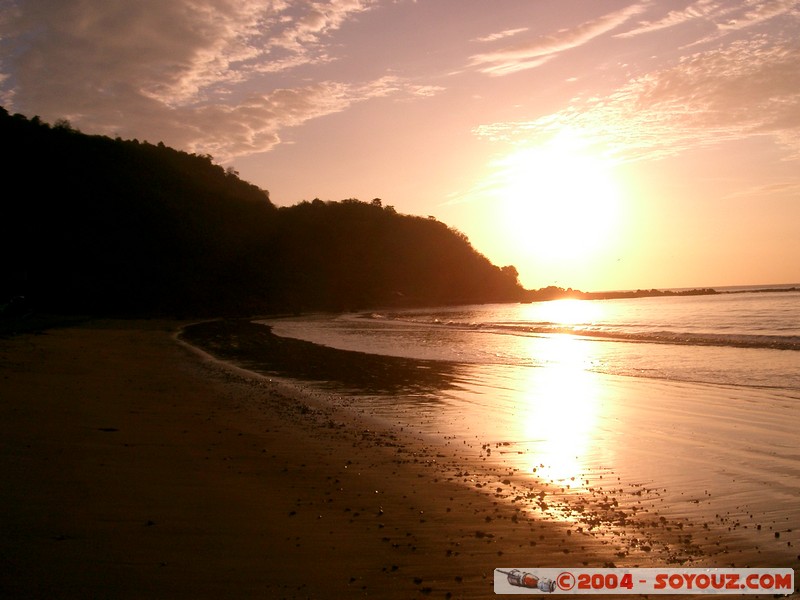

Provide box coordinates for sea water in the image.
[266,288,799,389]
[262,288,800,565]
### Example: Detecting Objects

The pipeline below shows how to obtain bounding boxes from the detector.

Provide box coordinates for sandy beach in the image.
[1,320,796,599]
[0,320,618,599]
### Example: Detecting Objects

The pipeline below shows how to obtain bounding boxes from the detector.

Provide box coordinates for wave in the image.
[496,323,800,351]
[362,314,800,352]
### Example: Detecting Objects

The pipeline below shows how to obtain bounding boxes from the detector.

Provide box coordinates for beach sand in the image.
[0,321,794,598]
[0,321,606,599]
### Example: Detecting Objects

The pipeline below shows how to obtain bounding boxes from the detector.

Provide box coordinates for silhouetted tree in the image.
[1,107,526,316]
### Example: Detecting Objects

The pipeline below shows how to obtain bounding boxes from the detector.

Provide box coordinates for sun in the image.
[495,134,621,263]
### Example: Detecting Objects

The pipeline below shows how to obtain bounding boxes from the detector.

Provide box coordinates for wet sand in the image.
[1,320,796,598]
[0,320,611,599]
[181,319,800,575]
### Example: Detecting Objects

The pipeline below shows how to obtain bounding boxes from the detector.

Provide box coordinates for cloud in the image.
[2,0,273,107]
[186,78,398,158]
[718,0,799,32]
[469,3,648,76]
[65,76,400,162]
[473,28,528,43]
[616,0,724,38]
[722,180,800,200]
[0,0,387,158]
[617,0,797,39]
[407,84,446,98]
[473,35,800,162]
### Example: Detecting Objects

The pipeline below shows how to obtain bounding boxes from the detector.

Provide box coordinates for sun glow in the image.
[495,133,622,263]
[516,335,601,486]
[530,298,603,327]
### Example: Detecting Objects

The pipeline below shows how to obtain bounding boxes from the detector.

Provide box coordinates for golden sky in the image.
[2,1,799,290]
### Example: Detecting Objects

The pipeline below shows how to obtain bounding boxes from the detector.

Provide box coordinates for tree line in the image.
[0,108,525,316]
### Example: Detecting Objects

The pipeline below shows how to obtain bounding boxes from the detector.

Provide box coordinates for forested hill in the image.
[0,108,525,316]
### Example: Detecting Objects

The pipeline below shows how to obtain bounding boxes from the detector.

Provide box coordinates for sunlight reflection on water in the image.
[520,297,605,326]
[256,297,800,562]
[515,335,601,487]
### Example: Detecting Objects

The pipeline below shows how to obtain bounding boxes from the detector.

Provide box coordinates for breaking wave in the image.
[363,314,800,352]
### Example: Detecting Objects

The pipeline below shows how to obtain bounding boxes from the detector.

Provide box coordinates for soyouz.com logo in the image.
[494,568,794,595]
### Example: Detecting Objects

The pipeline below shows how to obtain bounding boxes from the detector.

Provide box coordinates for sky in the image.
[2,0,799,291]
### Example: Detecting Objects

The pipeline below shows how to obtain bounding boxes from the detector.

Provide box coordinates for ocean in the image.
[259,287,800,568]
[266,286,800,389]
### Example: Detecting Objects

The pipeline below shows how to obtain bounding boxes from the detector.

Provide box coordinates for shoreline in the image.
[179,320,800,571]
[1,320,796,598]
[0,320,616,599]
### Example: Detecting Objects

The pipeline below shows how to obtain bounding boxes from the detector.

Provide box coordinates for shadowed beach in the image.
[1,320,797,598]
[0,321,617,599]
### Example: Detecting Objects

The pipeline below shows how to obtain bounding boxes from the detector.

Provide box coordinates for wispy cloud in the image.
[63,76,402,162]
[469,3,648,76]
[178,77,401,159]
[718,0,798,32]
[616,0,723,38]
[722,180,800,200]
[473,28,528,44]
[617,0,797,40]
[0,0,390,158]
[473,35,800,162]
